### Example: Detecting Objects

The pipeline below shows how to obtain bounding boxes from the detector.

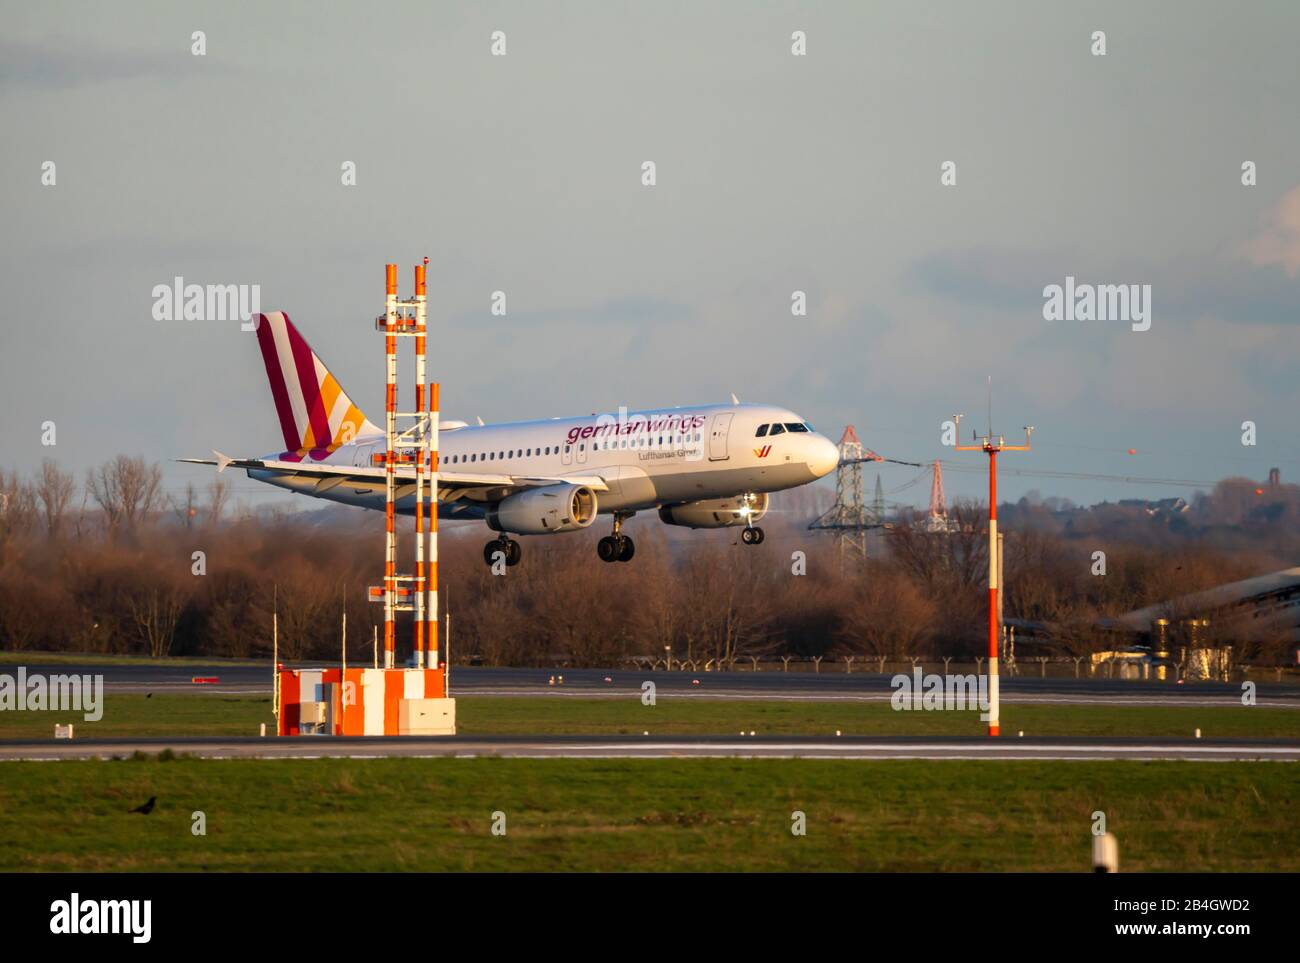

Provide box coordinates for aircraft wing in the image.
[176,454,610,502]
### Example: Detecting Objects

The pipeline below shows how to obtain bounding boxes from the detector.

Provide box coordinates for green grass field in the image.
[1,755,1296,871]
[1,692,1297,740]
[3,691,1296,872]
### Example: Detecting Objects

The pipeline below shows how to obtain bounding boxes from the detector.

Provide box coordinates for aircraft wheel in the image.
[741,527,763,545]
[506,539,522,566]
[484,539,512,568]
[617,535,635,562]
[597,536,621,562]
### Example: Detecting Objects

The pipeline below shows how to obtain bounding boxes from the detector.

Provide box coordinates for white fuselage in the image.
[249,402,839,526]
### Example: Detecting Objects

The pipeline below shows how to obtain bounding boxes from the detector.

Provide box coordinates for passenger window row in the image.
[591,432,702,451]
[444,432,705,465]
[448,446,555,465]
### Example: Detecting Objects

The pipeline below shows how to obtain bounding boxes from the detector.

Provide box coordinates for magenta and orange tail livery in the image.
[253,311,379,457]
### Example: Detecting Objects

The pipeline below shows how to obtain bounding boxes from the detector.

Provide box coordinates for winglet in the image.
[730,392,740,405]
[476,416,486,426]
[213,450,234,473]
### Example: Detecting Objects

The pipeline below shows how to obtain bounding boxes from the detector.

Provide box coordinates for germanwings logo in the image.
[753,445,772,458]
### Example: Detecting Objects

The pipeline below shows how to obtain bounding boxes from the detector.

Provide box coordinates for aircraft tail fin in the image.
[252,312,380,453]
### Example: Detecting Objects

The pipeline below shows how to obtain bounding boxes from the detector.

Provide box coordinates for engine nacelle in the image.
[487,484,598,535]
[657,493,769,529]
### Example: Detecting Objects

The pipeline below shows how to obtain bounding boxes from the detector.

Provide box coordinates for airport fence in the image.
[610,654,1300,684]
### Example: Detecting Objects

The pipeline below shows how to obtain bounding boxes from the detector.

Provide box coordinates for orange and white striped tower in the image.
[953,414,1032,737]
[276,264,452,736]
[370,263,440,671]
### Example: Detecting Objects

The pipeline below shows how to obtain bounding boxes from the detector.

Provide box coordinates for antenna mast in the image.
[952,397,1033,739]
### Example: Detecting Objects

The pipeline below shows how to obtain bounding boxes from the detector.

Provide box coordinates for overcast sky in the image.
[3,1,1298,511]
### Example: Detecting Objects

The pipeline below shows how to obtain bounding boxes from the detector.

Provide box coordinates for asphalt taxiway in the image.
[1,734,1297,762]
[19,662,1300,709]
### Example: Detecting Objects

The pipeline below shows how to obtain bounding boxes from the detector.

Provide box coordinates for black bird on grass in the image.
[129,796,156,815]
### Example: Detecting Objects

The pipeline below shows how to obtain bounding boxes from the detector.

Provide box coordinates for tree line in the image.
[0,457,1295,666]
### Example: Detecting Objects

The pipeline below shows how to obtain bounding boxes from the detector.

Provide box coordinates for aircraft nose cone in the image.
[809,436,839,478]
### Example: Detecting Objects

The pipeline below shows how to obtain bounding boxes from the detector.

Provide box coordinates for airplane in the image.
[182,311,840,567]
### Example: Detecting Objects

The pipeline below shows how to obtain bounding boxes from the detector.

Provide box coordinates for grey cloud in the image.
[910,246,1300,327]
[0,38,196,90]
[448,294,693,329]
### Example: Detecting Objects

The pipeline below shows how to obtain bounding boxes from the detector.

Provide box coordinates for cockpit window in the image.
[769,423,786,436]
[756,424,769,437]
[804,422,815,432]
[784,422,809,433]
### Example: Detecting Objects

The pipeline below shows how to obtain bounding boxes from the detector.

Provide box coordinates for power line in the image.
[936,461,1217,489]
[838,449,1225,490]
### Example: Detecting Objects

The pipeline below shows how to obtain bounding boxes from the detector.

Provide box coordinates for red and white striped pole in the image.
[954,415,1031,737]
[986,448,999,736]
[383,263,398,669]
[428,379,439,670]
[413,263,427,669]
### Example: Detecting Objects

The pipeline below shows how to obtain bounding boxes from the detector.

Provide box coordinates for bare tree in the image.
[203,567,266,658]
[635,563,686,658]
[171,482,199,529]
[33,459,75,539]
[837,565,936,657]
[275,569,335,661]
[888,501,988,595]
[678,546,772,666]
[0,469,37,551]
[86,455,163,538]
[205,476,230,527]
[68,490,85,540]
[126,583,187,657]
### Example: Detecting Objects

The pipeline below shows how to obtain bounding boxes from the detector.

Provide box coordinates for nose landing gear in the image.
[484,535,521,568]
[738,492,765,545]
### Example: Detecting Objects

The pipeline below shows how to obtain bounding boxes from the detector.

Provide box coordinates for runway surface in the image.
[1,734,1297,761]
[16,662,1300,708]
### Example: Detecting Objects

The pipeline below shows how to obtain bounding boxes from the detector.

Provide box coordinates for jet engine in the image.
[657,493,768,529]
[487,484,598,535]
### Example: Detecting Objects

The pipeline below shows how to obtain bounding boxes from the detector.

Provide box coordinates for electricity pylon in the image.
[808,425,877,564]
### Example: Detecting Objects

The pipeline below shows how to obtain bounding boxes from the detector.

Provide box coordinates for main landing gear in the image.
[483,535,521,568]
[597,513,635,563]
